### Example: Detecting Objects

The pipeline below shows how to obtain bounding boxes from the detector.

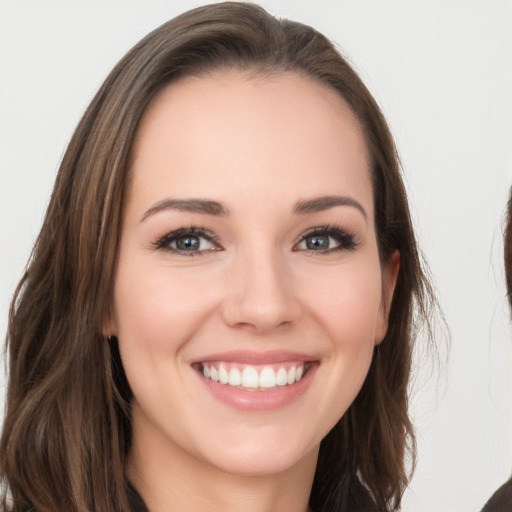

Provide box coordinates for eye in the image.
[294,225,357,253]
[153,227,221,255]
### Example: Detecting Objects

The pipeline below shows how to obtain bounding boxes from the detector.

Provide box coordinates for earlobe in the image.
[375,250,400,345]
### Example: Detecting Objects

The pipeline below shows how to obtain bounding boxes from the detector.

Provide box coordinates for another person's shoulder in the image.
[481,478,512,512]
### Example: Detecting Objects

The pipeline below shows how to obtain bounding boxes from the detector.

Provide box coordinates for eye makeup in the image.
[151,222,358,257]
[293,224,358,253]
[152,226,222,256]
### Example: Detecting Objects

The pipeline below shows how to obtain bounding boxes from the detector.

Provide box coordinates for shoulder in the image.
[481,478,512,512]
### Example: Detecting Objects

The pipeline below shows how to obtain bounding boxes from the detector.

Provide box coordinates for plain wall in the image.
[0,1,511,510]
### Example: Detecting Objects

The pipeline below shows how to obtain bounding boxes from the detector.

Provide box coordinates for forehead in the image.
[128,70,372,216]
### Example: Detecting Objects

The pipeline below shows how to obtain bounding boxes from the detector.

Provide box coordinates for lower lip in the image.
[196,365,317,411]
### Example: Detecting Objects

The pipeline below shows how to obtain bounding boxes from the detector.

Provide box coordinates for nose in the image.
[220,247,302,334]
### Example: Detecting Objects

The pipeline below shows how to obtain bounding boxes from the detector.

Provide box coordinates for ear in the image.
[375,250,400,345]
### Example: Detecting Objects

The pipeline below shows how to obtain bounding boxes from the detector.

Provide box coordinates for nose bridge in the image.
[221,239,300,332]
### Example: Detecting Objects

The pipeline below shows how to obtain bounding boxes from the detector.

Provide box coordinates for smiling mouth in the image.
[193,361,312,391]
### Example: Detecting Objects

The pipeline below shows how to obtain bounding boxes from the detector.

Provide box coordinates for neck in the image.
[127,419,317,512]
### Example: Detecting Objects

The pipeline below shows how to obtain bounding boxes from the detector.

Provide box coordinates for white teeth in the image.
[276,367,288,386]
[242,367,259,388]
[259,367,276,388]
[228,367,242,386]
[218,365,229,384]
[201,363,308,390]
[287,366,296,385]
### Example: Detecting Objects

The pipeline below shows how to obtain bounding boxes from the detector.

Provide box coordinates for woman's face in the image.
[109,71,398,477]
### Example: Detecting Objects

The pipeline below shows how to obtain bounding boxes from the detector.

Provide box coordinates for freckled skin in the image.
[108,71,399,511]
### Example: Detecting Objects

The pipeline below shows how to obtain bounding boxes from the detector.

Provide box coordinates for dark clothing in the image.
[481,478,512,512]
[127,480,149,512]
[127,477,380,512]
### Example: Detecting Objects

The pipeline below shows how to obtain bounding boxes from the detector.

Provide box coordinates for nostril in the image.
[222,307,297,334]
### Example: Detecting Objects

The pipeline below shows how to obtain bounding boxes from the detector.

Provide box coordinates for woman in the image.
[480,190,512,512]
[0,3,435,511]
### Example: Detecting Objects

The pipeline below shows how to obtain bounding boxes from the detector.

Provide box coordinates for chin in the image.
[195,425,320,478]
[208,444,317,478]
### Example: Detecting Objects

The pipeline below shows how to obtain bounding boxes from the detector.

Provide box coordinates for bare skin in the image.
[109,70,398,512]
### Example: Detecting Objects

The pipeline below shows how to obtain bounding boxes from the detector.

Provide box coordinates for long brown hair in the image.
[1,3,435,511]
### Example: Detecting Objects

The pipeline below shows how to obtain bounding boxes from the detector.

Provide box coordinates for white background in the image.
[0,1,511,510]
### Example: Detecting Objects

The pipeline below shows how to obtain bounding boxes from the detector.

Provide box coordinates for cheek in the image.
[112,258,220,357]
[111,259,221,426]
[297,257,382,419]
[299,257,383,344]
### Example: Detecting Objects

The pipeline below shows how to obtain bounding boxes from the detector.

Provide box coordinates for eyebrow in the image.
[141,199,229,221]
[293,195,367,221]
[141,194,367,222]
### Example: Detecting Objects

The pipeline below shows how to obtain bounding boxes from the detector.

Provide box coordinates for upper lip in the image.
[190,350,317,365]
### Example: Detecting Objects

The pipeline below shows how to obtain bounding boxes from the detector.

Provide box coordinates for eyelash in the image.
[152,224,357,256]
[294,224,358,254]
[152,227,221,256]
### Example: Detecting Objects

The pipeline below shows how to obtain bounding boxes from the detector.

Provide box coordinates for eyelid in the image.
[152,224,357,255]
[293,224,358,252]
[152,227,222,254]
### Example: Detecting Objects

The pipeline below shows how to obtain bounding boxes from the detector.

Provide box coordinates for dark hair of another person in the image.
[480,189,512,512]
[0,3,436,512]
[504,190,512,309]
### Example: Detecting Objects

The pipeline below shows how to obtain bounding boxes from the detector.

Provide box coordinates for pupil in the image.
[307,235,329,250]
[176,236,199,250]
